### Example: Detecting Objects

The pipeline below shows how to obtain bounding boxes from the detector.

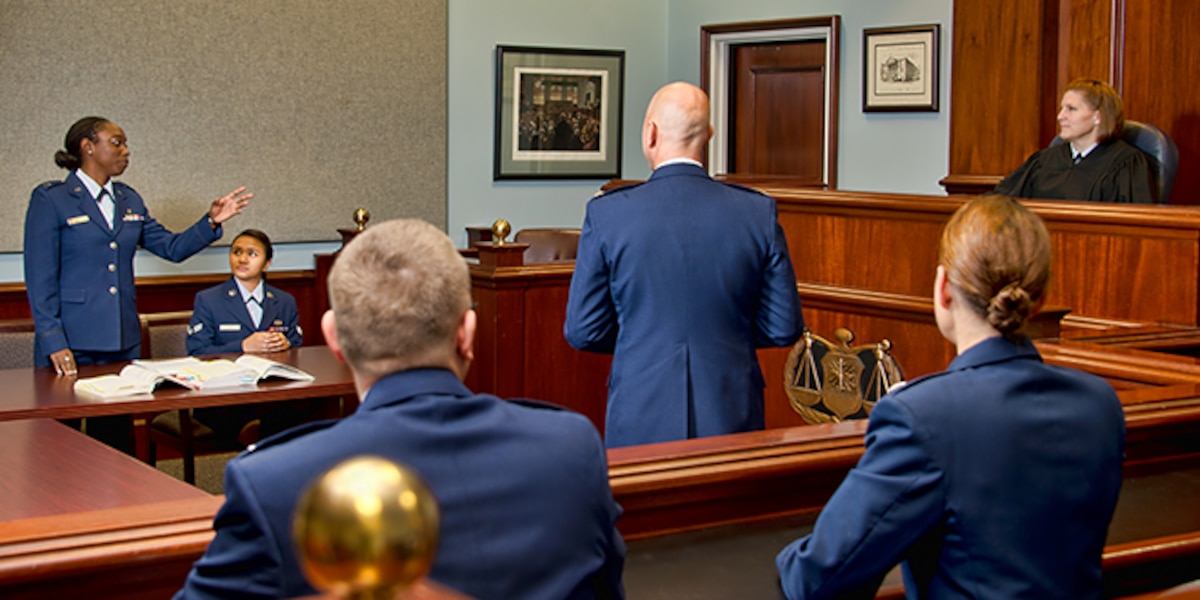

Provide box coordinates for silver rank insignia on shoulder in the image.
[188,323,203,335]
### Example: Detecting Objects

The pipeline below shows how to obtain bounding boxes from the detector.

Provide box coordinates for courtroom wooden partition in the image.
[464,187,1200,430]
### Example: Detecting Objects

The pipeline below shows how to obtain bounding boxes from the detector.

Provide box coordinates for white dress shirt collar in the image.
[74,169,114,200]
[655,157,705,170]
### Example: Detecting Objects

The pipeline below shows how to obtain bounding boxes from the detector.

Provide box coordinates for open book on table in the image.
[73,355,315,398]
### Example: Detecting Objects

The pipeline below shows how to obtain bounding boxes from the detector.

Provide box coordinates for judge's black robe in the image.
[993,138,1156,204]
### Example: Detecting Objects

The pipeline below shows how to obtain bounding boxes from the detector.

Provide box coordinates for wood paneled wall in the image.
[945,1,1200,204]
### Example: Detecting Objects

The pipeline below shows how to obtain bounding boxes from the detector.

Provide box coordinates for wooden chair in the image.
[0,318,37,369]
[782,328,904,424]
[143,311,249,484]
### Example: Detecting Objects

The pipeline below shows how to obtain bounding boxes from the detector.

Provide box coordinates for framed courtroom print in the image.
[493,45,625,180]
[862,24,940,112]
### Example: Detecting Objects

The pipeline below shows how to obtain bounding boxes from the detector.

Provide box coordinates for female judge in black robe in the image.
[994,78,1155,204]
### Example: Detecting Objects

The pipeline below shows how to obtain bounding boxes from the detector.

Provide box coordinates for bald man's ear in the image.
[644,120,659,150]
[707,123,714,142]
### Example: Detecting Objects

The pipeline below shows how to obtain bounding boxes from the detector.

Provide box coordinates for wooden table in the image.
[0,419,211,522]
[0,346,355,421]
[0,419,224,599]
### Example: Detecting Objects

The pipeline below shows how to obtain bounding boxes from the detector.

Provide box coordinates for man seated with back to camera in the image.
[175,219,626,600]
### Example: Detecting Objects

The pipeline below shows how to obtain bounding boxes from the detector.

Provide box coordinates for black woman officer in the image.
[23,116,253,451]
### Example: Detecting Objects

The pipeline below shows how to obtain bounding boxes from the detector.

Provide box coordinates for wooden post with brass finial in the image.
[472,218,529,268]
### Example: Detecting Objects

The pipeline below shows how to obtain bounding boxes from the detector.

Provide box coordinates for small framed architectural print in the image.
[862,24,940,112]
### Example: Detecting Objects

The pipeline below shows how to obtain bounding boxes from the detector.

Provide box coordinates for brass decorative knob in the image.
[353,208,371,232]
[293,456,440,599]
[491,219,511,246]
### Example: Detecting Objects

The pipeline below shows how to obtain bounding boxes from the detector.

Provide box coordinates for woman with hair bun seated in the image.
[776,195,1126,599]
[994,78,1155,204]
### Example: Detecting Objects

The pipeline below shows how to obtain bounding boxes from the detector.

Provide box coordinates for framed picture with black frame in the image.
[493,45,625,180]
[862,24,940,112]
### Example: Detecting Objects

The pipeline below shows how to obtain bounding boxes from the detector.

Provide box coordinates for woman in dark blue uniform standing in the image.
[23,116,252,451]
[24,116,253,373]
[776,195,1126,599]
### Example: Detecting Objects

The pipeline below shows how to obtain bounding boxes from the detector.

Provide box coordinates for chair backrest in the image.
[513,228,582,263]
[782,328,904,424]
[1122,120,1179,203]
[1050,119,1179,203]
[0,319,37,369]
[139,311,194,359]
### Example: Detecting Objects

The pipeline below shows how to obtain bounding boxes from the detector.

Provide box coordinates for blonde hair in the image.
[939,196,1052,336]
[1064,78,1124,142]
[327,219,471,377]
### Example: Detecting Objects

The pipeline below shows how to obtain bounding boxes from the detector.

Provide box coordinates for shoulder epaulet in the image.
[241,419,339,455]
[37,180,63,190]
[112,180,138,194]
[720,180,772,197]
[593,181,647,199]
[509,398,570,413]
[884,370,947,397]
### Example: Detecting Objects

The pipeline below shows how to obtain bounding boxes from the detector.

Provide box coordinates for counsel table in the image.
[0,346,355,422]
[0,419,211,521]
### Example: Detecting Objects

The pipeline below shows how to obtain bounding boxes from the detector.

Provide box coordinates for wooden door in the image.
[729,40,828,182]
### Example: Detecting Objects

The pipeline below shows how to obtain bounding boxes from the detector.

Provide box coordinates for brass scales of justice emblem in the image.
[782,328,905,424]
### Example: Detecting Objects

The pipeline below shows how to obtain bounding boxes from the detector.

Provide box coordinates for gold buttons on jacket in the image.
[108,264,116,272]
[109,241,118,250]
[108,286,117,295]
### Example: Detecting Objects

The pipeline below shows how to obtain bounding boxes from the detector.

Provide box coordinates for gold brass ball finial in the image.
[353,208,371,232]
[491,219,511,246]
[293,456,440,600]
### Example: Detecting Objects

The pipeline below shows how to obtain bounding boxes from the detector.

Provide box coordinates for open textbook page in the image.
[73,365,163,398]
[234,355,315,382]
[74,356,314,399]
[130,357,258,390]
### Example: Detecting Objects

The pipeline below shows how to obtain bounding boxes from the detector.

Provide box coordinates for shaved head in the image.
[642,82,713,168]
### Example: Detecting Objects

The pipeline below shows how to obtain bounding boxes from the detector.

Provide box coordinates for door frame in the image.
[701,16,841,188]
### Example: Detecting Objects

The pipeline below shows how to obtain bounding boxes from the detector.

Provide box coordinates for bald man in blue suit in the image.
[564,82,804,448]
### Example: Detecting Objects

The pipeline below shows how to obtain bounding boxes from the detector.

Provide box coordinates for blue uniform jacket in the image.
[175,368,626,600]
[564,163,804,448]
[23,172,220,356]
[186,278,303,355]
[776,336,1126,600]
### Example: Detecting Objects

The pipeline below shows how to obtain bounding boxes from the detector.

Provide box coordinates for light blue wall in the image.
[446,0,669,247]
[666,0,953,195]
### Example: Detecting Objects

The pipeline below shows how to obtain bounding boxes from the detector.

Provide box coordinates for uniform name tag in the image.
[219,323,242,332]
[122,213,145,222]
[66,215,90,226]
